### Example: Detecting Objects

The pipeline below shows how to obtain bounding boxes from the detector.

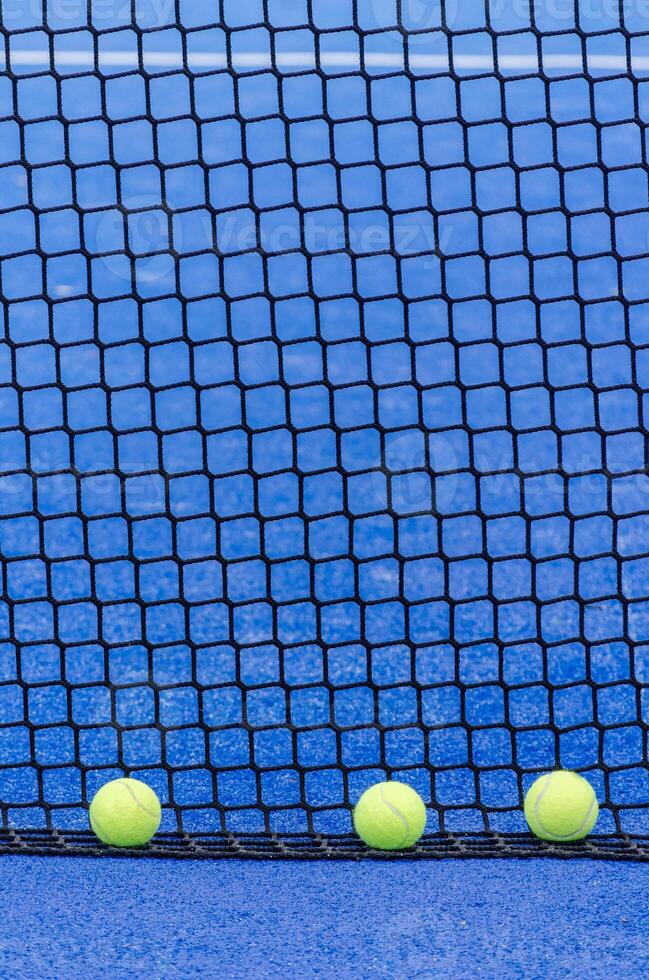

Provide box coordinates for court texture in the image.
[0,0,649,976]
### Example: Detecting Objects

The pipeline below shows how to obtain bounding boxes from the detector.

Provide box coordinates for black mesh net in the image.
[1,0,649,860]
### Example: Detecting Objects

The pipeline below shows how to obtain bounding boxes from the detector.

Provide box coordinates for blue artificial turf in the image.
[3,856,648,978]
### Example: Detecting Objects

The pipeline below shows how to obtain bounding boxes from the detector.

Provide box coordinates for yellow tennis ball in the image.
[524,770,599,842]
[89,777,161,847]
[353,780,427,850]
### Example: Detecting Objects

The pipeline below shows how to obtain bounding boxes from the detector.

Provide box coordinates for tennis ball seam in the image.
[90,811,114,847]
[378,784,413,848]
[121,780,160,820]
[533,774,597,840]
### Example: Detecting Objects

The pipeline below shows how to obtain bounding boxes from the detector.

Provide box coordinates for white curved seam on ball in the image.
[121,781,159,820]
[533,776,595,840]
[535,797,596,840]
[90,814,113,846]
[378,784,411,846]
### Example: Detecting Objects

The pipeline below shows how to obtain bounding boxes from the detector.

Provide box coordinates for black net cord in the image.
[5,830,649,863]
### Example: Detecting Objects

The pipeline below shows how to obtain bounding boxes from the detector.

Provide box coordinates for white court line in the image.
[0,50,648,72]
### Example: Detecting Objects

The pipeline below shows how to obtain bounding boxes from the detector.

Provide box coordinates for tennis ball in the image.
[353,780,427,850]
[89,777,161,847]
[524,770,599,842]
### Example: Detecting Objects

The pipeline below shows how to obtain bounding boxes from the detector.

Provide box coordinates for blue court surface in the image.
[3,855,649,978]
[2,0,649,975]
